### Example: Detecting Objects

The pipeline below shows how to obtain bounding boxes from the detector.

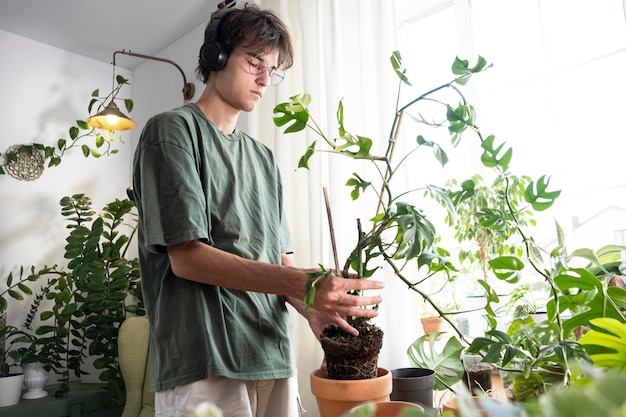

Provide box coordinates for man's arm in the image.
[167,240,383,336]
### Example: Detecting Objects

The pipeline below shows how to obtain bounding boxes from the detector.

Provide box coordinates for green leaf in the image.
[304,267,333,311]
[579,318,626,370]
[524,175,561,211]
[416,135,449,167]
[452,55,492,85]
[480,135,512,171]
[95,134,105,148]
[124,98,134,113]
[297,142,317,170]
[116,74,130,85]
[88,98,98,113]
[488,256,524,283]
[69,126,79,140]
[346,173,371,201]
[334,133,373,159]
[390,50,411,86]
[273,95,310,133]
[407,334,464,391]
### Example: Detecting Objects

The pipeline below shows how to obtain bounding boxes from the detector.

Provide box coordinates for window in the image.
[396,0,626,250]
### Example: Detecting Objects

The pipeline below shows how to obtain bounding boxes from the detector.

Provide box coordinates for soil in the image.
[320,324,384,380]
[462,363,493,395]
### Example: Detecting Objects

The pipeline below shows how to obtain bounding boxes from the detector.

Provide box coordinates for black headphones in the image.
[199,4,236,71]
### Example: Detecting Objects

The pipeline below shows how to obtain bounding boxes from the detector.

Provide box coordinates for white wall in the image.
[0,29,133,341]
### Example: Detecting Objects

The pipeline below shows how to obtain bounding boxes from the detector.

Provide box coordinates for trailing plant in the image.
[0,75,133,177]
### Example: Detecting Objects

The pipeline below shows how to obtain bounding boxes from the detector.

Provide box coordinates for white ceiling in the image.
[0,0,221,70]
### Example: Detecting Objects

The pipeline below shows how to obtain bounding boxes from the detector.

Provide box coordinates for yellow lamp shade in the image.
[86,101,137,131]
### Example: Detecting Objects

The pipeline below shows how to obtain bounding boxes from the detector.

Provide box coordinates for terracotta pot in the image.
[346,401,424,417]
[442,397,497,417]
[420,316,443,340]
[310,367,392,417]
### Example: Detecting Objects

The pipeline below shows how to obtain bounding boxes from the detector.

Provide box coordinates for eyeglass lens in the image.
[243,52,284,86]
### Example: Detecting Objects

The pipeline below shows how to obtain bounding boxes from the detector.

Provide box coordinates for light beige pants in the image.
[155,375,303,417]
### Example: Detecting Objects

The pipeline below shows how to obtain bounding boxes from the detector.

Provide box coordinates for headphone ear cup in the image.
[199,40,229,71]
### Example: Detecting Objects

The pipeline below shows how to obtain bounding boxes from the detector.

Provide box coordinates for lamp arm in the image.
[113,49,195,101]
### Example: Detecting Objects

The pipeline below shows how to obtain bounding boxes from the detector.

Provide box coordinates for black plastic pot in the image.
[390,367,435,409]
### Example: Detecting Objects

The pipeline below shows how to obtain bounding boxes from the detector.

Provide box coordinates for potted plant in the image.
[2,194,144,404]
[9,330,53,400]
[274,51,495,415]
[0,264,47,407]
[465,238,626,402]
[0,325,26,407]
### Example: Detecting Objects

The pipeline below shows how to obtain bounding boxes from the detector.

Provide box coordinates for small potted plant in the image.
[9,330,53,400]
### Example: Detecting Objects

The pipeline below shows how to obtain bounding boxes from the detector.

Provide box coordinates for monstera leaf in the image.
[407,333,464,391]
[579,317,626,370]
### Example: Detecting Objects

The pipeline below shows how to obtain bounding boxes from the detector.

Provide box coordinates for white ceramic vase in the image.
[22,362,49,399]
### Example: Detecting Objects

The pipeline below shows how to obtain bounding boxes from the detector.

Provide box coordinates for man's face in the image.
[212,48,280,113]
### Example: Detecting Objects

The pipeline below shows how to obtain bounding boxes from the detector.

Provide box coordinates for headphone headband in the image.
[204,7,234,43]
[199,4,237,72]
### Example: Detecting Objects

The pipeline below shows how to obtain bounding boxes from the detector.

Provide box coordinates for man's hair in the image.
[196,3,294,84]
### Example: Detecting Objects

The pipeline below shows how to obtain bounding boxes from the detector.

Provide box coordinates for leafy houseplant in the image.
[0,75,133,178]
[2,194,144,403]
[275,49,626,415]
[465,238,626,402]
[273,50,498,383]
[438,173,535,286]
[0,266,46,378]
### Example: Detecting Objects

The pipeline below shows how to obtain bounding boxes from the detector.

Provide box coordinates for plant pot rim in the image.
[310,367,392,402]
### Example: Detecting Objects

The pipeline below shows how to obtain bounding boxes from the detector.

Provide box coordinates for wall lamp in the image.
[87,49,196,131]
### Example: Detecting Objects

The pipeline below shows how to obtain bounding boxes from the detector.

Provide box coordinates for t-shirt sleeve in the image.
[133,113,210,254]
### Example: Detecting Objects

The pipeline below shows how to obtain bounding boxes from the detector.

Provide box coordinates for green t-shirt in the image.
[132,103,295,392]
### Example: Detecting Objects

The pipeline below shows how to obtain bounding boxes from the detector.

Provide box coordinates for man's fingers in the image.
[346,278,384,291]
[331,316,360,336]
[342,293,382,308]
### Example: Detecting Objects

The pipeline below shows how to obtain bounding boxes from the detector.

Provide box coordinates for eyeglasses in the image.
[234,49,285,86]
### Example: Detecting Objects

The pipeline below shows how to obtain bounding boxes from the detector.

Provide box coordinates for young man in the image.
[132,3,384,417]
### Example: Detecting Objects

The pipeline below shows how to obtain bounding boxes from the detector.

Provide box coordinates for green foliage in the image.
[2,194,143,403]
[274,52,491,340]
[407,333,465,391]
[579,318,626,370]
[0,77,133,177]
[275,49,625,402]
[437,173,535,283]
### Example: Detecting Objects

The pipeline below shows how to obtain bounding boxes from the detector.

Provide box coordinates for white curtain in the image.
[244,1,425,414]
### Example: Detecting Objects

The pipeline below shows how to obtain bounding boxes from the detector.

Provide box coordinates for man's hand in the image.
[309,273,383,336]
